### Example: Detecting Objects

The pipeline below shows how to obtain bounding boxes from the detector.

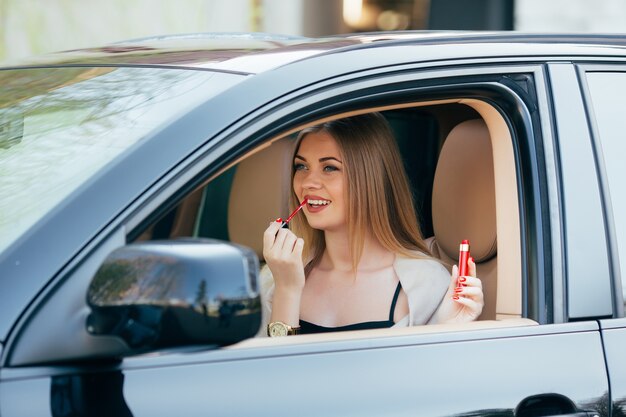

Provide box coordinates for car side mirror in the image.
[86,239,261,355]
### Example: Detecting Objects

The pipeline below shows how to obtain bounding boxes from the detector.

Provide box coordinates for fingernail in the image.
[459,277,467,282]
[275,218,282,223]
[454,287,463,293]
[452,296,460,300]
[469,257,474,263]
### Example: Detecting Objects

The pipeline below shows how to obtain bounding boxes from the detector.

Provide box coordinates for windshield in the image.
[0,66,243,253]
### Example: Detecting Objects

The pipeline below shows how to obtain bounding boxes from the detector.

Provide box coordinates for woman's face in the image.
[293,130,346,232]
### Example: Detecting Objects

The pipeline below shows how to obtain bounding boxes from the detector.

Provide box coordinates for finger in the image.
[294,238,305,256]
[450,265,459,290]
[263,220,282,239]
[272,228,290,253]
[452,296,482,314]
[281,232,297,253]
[468,257,477,277]
[263,221,282,254]
[454,286,483,299]
[459,275,482,289]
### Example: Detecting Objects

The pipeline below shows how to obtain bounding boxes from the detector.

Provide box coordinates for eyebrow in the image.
[295,154,343,163]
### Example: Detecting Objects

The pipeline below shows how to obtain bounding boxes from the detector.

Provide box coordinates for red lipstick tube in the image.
[458,239,470,278]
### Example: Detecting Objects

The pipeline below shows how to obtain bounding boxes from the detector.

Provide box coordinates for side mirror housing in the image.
[86,239,261,354]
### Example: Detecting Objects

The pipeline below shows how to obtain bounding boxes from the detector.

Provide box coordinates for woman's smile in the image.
[305,195,332,213]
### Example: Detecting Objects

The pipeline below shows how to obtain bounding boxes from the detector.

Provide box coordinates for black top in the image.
[299,281,403,334]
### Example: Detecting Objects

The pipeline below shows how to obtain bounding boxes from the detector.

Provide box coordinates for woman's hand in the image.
[433,258,484,323]
[263,221,306,292]
[263,221,306,327]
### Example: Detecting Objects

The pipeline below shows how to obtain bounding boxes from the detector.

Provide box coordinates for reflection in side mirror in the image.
[86,239,261,354]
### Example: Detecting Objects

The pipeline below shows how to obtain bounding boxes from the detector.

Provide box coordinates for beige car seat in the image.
[425,119,497,321]
[228,138,295,259]
[156,137,294,252]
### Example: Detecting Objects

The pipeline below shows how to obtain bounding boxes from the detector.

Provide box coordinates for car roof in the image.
[5,31,626,74]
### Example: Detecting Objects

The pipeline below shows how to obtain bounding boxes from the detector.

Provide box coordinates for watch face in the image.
[269,322,288,337]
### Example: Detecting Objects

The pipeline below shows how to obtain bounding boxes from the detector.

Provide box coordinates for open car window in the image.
[134,99,528,338]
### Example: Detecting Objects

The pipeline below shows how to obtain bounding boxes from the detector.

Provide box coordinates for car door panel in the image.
[123,324,608,416]
[0,377,51,417]
[2,322,607,416]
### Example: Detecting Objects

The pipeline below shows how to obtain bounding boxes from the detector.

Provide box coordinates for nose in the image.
[299,168,322,190]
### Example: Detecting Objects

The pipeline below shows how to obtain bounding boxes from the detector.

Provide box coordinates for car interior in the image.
[135,98,538,346]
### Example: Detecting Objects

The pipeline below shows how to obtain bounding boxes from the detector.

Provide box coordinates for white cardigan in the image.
[257,254,450,336]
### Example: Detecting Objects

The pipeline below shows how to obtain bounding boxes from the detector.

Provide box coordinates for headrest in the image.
[431,119,496,262]
[228,138,294,259]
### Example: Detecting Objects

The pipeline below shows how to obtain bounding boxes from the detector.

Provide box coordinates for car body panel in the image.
[599,318,626,414]
[578,65,626,318]
[0,322,609,416]
[547,63,614,320]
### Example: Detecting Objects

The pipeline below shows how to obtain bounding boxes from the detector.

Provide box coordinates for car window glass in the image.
[585,71,626,304]
[0,67,242,253]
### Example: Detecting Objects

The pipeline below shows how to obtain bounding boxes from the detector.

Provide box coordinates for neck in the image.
[320,229,394,273]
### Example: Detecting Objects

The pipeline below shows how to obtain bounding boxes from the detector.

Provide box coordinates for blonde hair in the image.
[289,112,433,273]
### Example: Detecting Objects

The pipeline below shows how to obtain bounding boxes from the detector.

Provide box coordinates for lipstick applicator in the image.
[276,198,308,228]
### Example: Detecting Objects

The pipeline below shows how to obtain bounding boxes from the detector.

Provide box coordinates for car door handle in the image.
[515,393,599,417]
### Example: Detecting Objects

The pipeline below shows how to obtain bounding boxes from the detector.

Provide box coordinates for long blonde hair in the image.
[289,112,432,272]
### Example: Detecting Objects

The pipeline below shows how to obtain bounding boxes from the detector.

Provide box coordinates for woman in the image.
[261,112,483,337]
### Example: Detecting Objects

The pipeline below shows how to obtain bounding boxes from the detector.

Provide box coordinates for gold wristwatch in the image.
[267,321,301,337]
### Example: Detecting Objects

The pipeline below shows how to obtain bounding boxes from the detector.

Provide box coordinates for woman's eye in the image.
[294,163,306,171]
[323,165,339,172]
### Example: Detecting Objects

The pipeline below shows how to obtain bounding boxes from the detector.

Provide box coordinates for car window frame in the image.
[3,62,551,368]
[125,64,550,323]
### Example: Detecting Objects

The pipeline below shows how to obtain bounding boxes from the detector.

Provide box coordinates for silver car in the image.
[1,32,625,416]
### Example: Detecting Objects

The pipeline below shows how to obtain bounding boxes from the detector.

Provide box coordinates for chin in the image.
[305,220,327,231]
[306,219,344,232]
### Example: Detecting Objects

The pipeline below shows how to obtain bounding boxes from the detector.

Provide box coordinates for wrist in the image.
[269,266,305,291]
[274,281,304,296]
[271,286,302,327]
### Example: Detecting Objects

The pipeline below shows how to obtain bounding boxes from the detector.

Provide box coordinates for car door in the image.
[111,323,609,416]
[115,59,611,417]
[0,53,611,416]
